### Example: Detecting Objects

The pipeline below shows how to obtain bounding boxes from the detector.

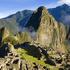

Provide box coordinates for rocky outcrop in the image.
[0,52,22,70]
[0,42,69,70]
[0,51,47,70]
[26,6,67,55]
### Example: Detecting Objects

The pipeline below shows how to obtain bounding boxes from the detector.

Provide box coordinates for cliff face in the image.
[26,6,66,53]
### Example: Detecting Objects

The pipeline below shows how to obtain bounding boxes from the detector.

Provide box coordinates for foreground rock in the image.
[0,52,47,70]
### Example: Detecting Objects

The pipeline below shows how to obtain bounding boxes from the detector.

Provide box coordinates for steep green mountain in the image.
[26,6,66,51]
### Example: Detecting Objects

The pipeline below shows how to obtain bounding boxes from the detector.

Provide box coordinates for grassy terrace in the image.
[16,48,59,70]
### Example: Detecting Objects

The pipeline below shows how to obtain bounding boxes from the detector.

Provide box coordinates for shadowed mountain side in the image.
[25,6,47,31]
[0,44,9,57]
[15,42,43,59]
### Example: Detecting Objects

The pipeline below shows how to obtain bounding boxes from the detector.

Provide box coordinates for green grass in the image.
[16,48,59,70]
[3,36,18,45]
[17,48,46,66]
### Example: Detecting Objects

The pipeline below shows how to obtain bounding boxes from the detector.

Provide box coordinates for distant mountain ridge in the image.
[48,4,70,25]
[5,10,33,27]
[0,4,70,34]
[0,10,33,33]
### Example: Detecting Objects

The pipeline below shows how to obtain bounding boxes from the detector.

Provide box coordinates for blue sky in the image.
[0,0,69,18]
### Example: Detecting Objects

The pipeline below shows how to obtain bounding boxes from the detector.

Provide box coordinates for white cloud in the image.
[61,15,70,24]
[59,0,70,4]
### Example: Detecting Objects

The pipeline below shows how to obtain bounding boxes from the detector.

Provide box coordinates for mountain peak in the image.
[26,6,49,31]
[56,4,70,9]
[48,3,70,25]
[37,6,47,12]
[38,6,46,10]
[62,4,69,7]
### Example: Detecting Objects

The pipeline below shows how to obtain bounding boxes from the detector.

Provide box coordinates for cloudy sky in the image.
[0,0,70,18]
